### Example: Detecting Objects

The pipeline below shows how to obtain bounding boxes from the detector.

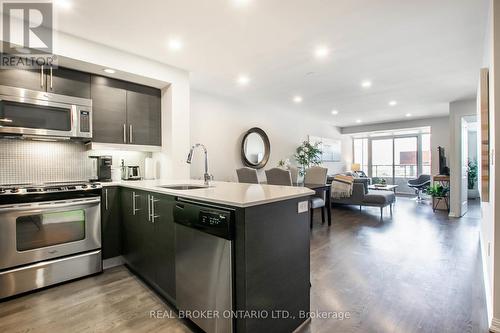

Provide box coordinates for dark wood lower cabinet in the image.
[120,188,176,302]
[151,194,176,300]
[101,187,121,259]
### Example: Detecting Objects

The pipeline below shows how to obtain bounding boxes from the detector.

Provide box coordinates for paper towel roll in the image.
[144,157,155,180]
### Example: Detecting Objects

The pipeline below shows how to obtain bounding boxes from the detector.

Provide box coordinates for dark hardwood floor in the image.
[0,198,488,333]
[303,198,488,333]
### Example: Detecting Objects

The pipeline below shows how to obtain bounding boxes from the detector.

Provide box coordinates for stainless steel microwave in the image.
[0,85,92,140]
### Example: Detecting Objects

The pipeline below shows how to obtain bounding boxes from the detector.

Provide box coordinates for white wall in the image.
[189,90,351,182]
[53,32,191,180]
[477,0,500,332]
[341,116,450,176]
[449,98,477,217]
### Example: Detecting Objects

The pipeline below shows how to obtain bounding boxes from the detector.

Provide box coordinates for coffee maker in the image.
[90,156,113,182]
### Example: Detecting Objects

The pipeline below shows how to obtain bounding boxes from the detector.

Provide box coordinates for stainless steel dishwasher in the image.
[174,199,234,333]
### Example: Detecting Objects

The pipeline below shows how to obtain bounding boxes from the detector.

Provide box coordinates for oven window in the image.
[0,100,71,131]
[16,210,85,251]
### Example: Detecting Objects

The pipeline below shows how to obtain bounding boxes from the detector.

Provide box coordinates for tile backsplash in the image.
[0,139,151,185]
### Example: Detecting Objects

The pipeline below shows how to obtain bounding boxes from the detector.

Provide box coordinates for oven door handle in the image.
[0,197,101,213]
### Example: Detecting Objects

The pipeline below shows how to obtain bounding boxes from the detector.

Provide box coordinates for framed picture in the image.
[308,135,342,162]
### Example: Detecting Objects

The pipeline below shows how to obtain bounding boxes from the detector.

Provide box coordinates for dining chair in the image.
[265,168,292,186]
[304,166,328,228]
[236,167,259,184]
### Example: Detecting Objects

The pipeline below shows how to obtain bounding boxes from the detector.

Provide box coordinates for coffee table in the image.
[368,184,398,195]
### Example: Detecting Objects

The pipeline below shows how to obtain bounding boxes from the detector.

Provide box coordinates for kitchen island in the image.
[100,180,314,333]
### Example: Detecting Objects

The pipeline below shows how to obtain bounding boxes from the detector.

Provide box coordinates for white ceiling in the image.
[53,0,489,127]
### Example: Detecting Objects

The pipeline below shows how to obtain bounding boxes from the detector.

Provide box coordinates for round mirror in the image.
[241,127,270,169]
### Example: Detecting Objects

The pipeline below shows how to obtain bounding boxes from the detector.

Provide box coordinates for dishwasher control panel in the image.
[200,210,229,226]
[174,201,234,240]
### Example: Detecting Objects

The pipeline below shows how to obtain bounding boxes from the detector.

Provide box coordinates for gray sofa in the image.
[331,177,395,220]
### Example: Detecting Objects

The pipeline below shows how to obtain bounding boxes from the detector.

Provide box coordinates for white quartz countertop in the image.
[101,179,314,208]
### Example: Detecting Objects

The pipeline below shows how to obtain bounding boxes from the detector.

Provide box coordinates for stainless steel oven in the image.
[0,185,102,299]
[0,197,101,270]
[0,85,92,140]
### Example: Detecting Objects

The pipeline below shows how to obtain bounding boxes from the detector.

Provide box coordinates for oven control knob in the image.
[10,188,19,193]
[81,184,88,189]
[0,188,5,194]
[91,184,97,188]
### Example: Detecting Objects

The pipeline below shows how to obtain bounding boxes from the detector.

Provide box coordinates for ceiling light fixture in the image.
[331,110,339,115]
[406,113,412,117]
[293,96,303,103]
[168,38,183,51]
[389,100,397,106]
[55,0,72,9]
[237,75,250,85]
[361,80,372,88]
[314,46,330,59]
[232,0,252,7]
[103,68,116,74]
[356,119,362,123]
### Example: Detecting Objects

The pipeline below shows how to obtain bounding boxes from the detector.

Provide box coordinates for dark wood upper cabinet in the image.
[91,76,161,146]
[126,86,161,146]
[0,67,91,99]
[0,68,45,91]
[91,76,127,144]
[48,67,91,98]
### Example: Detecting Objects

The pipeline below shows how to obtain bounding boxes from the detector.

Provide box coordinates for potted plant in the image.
[467,159,479,199]
[294,141,322,176]
[426,184,449,198]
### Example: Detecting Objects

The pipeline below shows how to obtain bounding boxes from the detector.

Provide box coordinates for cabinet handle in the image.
[151,197,160,223]
[132,192,140,215]
[105,189,108,210]
[129,124,133,143]
[147,194,151,222]
[40,65,44,88]
[50,66,53,90]
[123,124,126,143]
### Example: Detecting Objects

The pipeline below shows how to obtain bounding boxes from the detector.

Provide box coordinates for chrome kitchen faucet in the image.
[186,143,213,185]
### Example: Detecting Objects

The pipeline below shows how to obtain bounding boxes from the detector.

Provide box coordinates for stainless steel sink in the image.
[158,184,209,190]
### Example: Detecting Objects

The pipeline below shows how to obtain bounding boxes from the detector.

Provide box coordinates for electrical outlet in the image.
[298,201,308,213]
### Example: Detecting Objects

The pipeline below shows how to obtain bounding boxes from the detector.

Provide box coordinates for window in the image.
[422,134,431,175]
[351,130,431,194]
[353,138,368,172]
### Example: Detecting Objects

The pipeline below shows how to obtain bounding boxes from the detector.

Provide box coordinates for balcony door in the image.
[370,136,418,194]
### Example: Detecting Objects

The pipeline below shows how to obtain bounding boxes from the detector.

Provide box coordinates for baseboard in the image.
[103,256,124,270]
[490,317,500,332]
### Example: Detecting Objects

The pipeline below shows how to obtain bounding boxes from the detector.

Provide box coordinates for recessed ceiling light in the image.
[331,110,339,115]
[356,119,362,123]
[103,68,116,74]
[389,100,397,106]
[406,113,412,117]
[361,80,372,88]
[168,38,183,51]
[55,0,72,9]
[237,75,250,85]
[232,0,252,7]
[293,96,303,103]
[314,46,330,59]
